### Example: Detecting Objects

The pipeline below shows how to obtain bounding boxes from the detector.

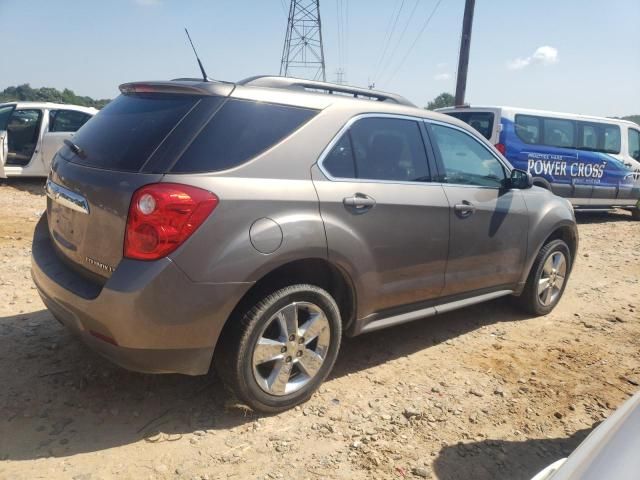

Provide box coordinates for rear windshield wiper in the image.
[63,139,87,159]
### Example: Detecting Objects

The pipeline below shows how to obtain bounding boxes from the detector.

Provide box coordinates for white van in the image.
[0,102,97,178]
[437,106,640,216]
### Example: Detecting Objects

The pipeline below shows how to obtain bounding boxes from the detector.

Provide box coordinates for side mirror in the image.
[509,168,533,189]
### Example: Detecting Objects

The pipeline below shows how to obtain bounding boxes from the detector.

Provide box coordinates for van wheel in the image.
[516,239,571,316]
[215,284,342,413]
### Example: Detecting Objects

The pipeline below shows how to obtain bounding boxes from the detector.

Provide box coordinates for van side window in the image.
[543,118,575,148]
[514,115,541,144]
[323,117,430,182]
[630,129,640,161]
[431,124,505,188]
[602,125,621,154]
[577,123,621,154]
[49,110,92,133]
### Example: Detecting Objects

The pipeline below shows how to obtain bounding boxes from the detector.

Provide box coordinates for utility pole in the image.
[454,0,475,106]
[280,0,327,81]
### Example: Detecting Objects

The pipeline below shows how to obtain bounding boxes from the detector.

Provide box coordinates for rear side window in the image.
[322,117,430,182]
[543,118,574,148]
[444,111,494,140]
[63,94,199,172]
[172,99,317,173]
[49,109,92,132]
[514,115,541,144]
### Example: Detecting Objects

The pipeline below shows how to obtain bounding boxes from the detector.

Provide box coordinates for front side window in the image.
[543,118,575,148]
[49,110,92,132]
[629,129,640,161]
[431,124,506,188]
[603,125,621,154]
[322,117,430,182]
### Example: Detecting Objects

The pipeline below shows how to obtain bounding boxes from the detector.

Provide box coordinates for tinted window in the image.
[323,134,355,178]
[348,117,429,181]
[172,99,317,173]
[445,111,494,140]
[62,93,199,172]
[577,122,621,154]
[49,110,92,132]
[431,124,506,188]
[629,129,640,161]
[515,115,541,144]
[0,104,15,130]
[543,118,574,148]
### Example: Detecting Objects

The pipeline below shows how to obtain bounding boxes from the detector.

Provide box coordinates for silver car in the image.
[31,76,578,412]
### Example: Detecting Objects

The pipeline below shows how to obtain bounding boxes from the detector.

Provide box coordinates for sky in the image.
[1,0,638,117]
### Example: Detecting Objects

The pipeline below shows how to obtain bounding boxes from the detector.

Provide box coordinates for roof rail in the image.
[237,75,416,107]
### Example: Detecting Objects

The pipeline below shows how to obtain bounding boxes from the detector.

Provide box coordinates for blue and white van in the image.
[438,106,640,216]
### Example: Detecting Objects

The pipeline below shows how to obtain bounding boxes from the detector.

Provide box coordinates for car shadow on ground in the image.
[0,178,46,196]
[575,209,634,224]
[432,428,592,480]
[1,297,531,461]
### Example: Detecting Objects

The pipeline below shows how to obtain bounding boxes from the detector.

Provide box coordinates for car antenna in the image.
[184,28,209,82]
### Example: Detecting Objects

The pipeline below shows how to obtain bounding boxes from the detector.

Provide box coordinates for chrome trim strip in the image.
[45,179,90,214]
[361,290,513,333]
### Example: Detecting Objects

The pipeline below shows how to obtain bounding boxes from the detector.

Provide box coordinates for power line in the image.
[376,0,420,84]
[371,0,405,83]
[383,0,443,86]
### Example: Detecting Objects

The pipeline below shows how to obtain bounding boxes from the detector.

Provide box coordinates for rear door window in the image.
[49,110,92,132]
[444,111,494,140]
[629,129,640,161]
[62,93,200,172]
[322,117,430,182]
[172,99,317,173]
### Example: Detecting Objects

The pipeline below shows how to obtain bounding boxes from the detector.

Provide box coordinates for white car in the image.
[0,101,97,178]
[532,389,640,479]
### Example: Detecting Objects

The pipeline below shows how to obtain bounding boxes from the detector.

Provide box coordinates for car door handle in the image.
[454,202,476,217]
[343,194,376,211]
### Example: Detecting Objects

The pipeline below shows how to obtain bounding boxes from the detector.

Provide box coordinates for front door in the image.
[0,104,16,178]
[427,121,529,296]
[312,116,450,319]
[6,108,43,168]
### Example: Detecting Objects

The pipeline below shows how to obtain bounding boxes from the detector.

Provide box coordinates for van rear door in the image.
[437,108,501,145]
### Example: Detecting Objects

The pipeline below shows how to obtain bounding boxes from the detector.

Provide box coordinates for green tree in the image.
[425,92,455,111]
[0,84,110,109]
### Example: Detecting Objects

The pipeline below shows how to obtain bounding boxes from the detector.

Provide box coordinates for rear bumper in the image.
[31,215,252,375]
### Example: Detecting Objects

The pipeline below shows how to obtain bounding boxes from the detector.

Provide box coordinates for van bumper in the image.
[31,215,252,375]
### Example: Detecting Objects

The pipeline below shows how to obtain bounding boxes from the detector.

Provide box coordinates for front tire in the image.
[516,239,572,316]
[215,284,342,413]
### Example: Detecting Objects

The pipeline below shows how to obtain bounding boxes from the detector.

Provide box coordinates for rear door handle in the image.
[454,202,475,217]
[343,193,376,211]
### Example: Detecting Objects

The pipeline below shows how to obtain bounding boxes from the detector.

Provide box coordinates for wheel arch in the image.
[215,258,357,353]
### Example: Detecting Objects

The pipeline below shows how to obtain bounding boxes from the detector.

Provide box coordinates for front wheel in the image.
[516,239,572,316]
[215,284,342,413]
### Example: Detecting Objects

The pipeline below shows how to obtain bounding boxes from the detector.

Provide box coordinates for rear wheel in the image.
[516,239,571,316]
[215,284,341,413]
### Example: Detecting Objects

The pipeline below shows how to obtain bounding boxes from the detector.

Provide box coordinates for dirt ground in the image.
[0,178,638,480]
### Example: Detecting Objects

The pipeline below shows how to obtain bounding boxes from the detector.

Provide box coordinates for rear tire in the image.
[516,239,572,316]
[215,284,342,413]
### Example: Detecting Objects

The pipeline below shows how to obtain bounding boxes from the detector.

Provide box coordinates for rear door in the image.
[0,104,15,178]
[440,108,500,144]
[426,121,528,296]
[42,109,93,172]
[313,115,450,318]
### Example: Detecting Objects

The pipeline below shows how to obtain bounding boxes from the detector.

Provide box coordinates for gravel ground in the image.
[0,178,639,480]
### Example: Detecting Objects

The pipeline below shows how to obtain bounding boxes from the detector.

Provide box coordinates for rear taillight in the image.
[495,143,506,155]
[124,183,218,260]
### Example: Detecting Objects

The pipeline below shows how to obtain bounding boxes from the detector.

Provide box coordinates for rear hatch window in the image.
[170,99,317,173]
[444,111,495,140]
[62,93,199,172]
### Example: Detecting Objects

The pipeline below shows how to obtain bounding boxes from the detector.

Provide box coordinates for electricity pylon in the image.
[280,0,326,81]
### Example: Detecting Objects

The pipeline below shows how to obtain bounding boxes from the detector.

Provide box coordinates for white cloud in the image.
[434,73,452,81]
[507,46,559,70]
[134,0,161,5]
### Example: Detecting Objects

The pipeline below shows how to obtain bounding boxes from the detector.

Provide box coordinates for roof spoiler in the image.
[238,75,416,107]
[119,81,234,97]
